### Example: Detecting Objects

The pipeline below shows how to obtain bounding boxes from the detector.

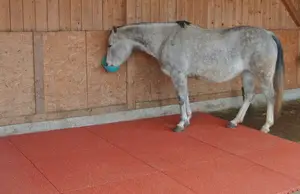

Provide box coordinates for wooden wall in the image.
[0,0,298,31]
[0,0,299,127]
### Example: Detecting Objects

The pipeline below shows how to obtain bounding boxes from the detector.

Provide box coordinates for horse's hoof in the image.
[260,127,270,133]
[173,125,185,132]
[184,121,190,127]
[227,121,237,128]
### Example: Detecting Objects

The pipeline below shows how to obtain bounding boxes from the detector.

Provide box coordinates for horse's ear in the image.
[112,26,117,33]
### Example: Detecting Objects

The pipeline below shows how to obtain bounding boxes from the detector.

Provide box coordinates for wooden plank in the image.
[0,0,10,31]
[167,0,176,21]
[222,0,234,27]
[214,0,222,27]
[103,0,113,29]
[48,0,59,31]
[207,0,214,28]
[126,0,136,23]
[23,0,36,31]
[262,0,270,28]
[82,0,93,30]
[71,0,82,30]
[35,0,47,31]
[151,0,160,22]
[242,0,249,25]
[142,0,151,22]
[113,0,126,26]
[59,0,71,30]
[92,0,103,30]
[254,0,262,27]
[193,0,208,27]
[281,0,300,26]
[135,0,142,22]
[126,0,136,109]
[247,0,255,26]
[10,0,23,31]
[235,0,242,26]
[33,32,45,114]
[176,0,188,20]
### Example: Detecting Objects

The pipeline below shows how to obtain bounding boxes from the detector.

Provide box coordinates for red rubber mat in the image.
[1,113,300,194]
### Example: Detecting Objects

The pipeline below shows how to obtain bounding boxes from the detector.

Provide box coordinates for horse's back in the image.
[160,25,277,82]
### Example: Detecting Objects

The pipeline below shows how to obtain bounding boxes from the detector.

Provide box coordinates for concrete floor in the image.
[211,100,300,143]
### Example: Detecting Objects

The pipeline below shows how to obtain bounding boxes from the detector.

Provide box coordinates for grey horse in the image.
[105,21,284,133]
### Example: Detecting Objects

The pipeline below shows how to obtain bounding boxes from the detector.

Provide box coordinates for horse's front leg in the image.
[170,72,190,132]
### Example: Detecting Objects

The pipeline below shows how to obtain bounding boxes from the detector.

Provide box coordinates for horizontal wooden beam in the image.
[281,0,300,26]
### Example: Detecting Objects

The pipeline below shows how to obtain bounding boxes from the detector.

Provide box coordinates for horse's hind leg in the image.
[170,72,190,132]
[260,77,275,133]
[228,71,255,128]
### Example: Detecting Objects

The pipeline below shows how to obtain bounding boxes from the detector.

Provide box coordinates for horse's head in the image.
[106,26,135,67]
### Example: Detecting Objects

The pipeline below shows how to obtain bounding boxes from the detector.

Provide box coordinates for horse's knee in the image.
[177,95,184,105]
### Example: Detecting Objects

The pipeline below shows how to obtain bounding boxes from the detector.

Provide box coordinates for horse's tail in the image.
[271,33,285,119]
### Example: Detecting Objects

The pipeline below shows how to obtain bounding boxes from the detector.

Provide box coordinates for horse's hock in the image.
[1,0,300,136]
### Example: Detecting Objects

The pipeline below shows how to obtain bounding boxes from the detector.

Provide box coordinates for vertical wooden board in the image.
[242,0,249,25]
[193,0,208,27]
[177,0,194,22]
[86,31,127,107]
[247,0,255,26]
[102,0,113,29]
[59,0,71,30]
[235,0,243,26]
[207,0,215,28]
[141,0,151,22]
[43,32,87,112]
[0,32,35,117]
[126,0,136,107]
[0,0,10,31]
[167,0,177,21]
[222,0,234,27]
[273,30,298,89]
[23,0,36,31]
[82,0,93,30]
[33,32,45,114]
[159,0,167,21]
[271,0,280,29]
[48,0,59,31]
[113,0,126,26]
[10,0,23,31]
[71,0,82,30]
[135,0,142,22]
[186,0,194,22]
[126,0,136,23]
[151,0,160,22]
[176,0,187,20]
[214,0,222,27]
[92,0,103,30]
[253,0,262,27]
[35,0,47,31]
[262,0,270,28]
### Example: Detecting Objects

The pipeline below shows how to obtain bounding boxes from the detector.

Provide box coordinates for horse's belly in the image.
[189,60,244,83]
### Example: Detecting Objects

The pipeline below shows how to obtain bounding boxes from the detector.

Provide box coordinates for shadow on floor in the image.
[211,100,300,143]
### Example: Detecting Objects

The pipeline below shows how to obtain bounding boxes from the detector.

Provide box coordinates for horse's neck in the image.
[123,24,177,58]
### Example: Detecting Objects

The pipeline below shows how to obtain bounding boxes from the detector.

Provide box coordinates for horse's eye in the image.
[108,44,112,48]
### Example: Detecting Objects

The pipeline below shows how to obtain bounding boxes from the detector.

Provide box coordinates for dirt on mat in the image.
[211,100,300,143]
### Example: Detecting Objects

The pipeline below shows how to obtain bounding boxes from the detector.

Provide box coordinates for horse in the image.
[105,21,284,133]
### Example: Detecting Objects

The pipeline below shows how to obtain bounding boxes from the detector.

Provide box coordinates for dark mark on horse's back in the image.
[176,20,191,28]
